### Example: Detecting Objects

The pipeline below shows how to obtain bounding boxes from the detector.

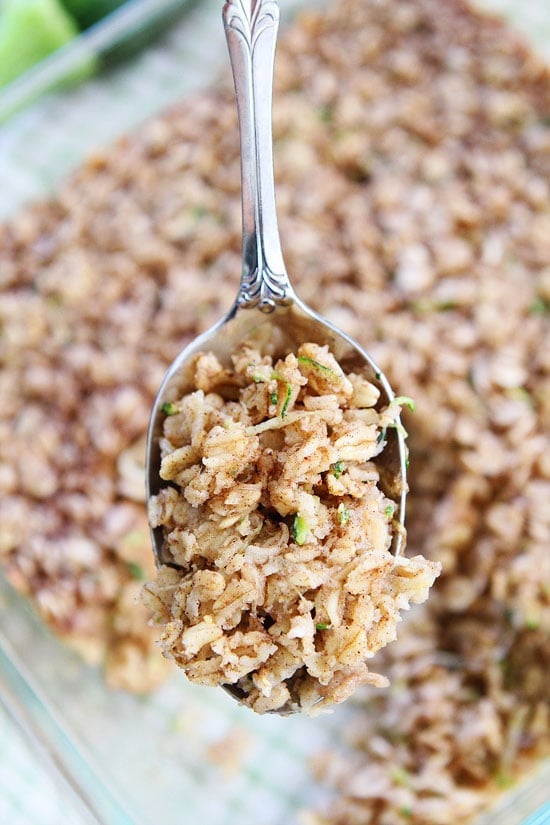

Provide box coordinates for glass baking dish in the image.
[1,574,549,825]
[0,1,548,823]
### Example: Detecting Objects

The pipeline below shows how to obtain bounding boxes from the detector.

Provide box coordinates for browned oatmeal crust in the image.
[0,0,548,818]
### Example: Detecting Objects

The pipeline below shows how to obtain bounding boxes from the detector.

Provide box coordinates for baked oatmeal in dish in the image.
[143,343,440,714]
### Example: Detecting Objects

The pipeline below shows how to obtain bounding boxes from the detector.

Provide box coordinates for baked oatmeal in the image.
[143,343,439,713]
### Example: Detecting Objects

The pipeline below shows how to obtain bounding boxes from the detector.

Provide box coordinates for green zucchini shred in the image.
[291,514,308,545]
[391,395,416,411]
[331,460,344,479]
[337,503,350,526]
[297,355,336,376]
[281,383,293,419]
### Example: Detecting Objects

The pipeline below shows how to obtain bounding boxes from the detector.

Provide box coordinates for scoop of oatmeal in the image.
[143,343,440,714]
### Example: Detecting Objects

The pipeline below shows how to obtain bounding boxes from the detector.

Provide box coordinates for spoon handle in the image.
[223,0,293,312]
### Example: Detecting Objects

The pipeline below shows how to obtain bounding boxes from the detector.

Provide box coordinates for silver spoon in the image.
[146,0,408,711]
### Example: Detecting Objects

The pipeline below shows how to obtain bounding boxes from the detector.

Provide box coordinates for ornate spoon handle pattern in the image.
[223,0,293,311]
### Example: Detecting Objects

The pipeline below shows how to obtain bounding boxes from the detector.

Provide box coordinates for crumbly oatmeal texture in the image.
[0,0,548,819]
[143,344,439,714]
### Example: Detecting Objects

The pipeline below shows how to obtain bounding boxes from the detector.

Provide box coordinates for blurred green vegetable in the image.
[0,0,197,119]
[0,0,80,87]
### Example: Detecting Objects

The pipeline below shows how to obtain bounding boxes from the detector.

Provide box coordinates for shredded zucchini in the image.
[297,355,336,376]
[291,514,308,545]
[281,383,293,419]
[127,562,145,580]
[331,460,344,479]
[337,502,350,526]
[391,395,416,411]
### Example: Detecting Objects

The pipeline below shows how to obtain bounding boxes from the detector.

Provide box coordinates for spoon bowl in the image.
[145,0,408,713]
[147,298,408,565]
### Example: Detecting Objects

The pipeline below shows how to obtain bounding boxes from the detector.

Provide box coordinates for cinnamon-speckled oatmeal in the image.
[143,343,440,714]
